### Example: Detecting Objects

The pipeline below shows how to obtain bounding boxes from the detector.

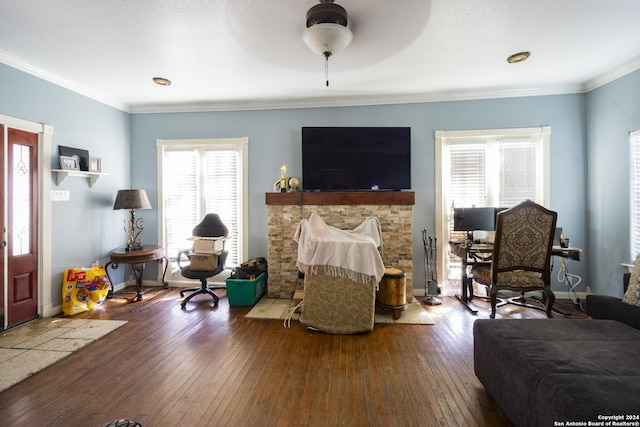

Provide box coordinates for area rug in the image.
[246,298,435,325]
[0,318,127,393]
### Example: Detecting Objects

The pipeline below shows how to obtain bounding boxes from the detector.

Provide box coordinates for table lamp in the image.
[113,189,152,251]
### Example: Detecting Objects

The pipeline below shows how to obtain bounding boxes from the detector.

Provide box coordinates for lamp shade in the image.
[303,23,353,56]
[113,189,152,210]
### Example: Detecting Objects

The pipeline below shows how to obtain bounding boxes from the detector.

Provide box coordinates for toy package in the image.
[62,267,111,315]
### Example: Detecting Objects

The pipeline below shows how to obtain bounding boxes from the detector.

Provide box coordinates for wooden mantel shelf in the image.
[265,191,415,206]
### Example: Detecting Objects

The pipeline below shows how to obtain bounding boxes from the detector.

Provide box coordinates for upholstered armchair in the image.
[471,200,557,318]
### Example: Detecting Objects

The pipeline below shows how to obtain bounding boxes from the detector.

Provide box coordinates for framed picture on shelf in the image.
[59,155,80,171]
[59,146,90,171]
[89,157,101,173]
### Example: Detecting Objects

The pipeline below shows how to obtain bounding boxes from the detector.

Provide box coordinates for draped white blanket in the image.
[293,212,386,285]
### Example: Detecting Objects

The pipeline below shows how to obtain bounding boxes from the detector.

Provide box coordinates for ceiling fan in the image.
[302,0,353,86]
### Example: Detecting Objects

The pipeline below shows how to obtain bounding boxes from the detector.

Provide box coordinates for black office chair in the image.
[177,213,229,308]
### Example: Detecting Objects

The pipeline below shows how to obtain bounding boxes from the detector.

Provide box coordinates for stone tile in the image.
[10,328,71,349]
[0,347,26,364]
[267,204,414,299]
[35,338,93,352]
[58,320,127,340]
[247,298,434,325]
[245,298,290,319]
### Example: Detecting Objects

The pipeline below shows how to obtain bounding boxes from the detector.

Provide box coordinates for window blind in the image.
[449,142,488,208]
[631,131,640,258]
[498,139,538,206]
[448,137,540,210]
[204,149,240,266]
[159,140,245,268]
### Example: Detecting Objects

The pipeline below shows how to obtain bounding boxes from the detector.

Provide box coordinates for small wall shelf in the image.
[52,169,107,187]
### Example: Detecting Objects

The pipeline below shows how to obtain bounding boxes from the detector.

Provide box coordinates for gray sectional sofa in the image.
[473,295,640,426]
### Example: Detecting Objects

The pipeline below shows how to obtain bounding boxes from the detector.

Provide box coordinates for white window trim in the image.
[435,126,550,285]
[156,137,249,284]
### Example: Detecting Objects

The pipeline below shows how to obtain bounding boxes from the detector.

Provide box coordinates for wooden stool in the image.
[376,267,407,319]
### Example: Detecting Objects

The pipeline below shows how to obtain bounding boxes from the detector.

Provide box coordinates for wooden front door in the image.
[0,125,4,328]
[6,128,39,327]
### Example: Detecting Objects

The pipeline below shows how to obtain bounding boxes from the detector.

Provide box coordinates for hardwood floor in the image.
[0,286,587,427]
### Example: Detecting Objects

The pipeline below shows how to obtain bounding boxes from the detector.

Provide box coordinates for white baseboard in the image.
[113,278,226,291]
[411,287,589,301]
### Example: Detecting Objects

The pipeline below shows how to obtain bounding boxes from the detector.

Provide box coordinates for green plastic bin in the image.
[226,272,267,306]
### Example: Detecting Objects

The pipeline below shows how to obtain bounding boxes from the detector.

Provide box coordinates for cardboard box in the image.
[191,236,226,254]
[189,253,219,271]
[226,272,267,306]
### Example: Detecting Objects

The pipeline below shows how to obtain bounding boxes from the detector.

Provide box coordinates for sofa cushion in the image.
[474,319,640,427]
[587,294,640,330]
[536,374,640,426]
[622,254,640,307]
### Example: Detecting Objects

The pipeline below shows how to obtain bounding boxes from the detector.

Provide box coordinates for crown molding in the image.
[0,49,128,112]
[584,54,640,92]
[129,84,587,114]
[3,47,639,114]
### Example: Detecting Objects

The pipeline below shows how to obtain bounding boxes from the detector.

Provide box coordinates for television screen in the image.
[302,127,411,191]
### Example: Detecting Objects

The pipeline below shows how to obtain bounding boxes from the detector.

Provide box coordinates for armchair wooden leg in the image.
[544,287,555,318]
[489,285,498,319]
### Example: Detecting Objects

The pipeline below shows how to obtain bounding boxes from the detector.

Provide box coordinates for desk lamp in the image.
[113,189,152,251]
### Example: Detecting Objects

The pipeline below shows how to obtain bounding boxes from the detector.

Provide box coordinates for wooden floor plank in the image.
[0,286,588,426]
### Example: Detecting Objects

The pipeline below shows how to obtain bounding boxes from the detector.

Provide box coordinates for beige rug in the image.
[0,318,127,393]
[247,298,435,325]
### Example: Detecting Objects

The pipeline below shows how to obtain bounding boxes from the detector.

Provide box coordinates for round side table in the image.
[105,245,168,301]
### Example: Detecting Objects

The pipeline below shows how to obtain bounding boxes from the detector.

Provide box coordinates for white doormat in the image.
[0,318,127,393]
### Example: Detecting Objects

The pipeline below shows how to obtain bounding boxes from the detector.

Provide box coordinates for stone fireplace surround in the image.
[265,191,415,299]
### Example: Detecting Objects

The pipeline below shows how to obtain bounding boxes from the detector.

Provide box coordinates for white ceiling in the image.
[1,0,640,113]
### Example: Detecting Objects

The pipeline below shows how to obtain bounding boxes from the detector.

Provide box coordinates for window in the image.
[157,138,248,279]
[630,130,640,259]
[435,127,550,285]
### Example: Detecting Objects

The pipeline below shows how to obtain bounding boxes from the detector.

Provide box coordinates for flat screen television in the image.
[301,127,411,191]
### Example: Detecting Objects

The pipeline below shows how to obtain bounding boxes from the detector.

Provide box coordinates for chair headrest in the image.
[193,213,228,237]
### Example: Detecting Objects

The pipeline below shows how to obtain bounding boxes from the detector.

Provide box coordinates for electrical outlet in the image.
[586,286,592,294]
[51,190,70,201]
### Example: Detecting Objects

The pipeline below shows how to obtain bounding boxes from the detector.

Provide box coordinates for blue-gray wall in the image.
[5,61,640,309]
[587,70,640,297]
[1,63,130,307]
[131,94,588,293]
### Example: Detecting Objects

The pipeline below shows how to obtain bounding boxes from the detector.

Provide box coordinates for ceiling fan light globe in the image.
[303,23,353,56]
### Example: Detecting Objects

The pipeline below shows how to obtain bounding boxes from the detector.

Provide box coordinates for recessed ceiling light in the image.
[507,51,530,64]
[152,77,172,86]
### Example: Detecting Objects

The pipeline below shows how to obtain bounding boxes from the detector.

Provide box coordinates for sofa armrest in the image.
[586,294,640,330]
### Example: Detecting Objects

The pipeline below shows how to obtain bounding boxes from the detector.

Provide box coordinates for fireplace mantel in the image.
[265,191,415,299]
[265,191,415,206]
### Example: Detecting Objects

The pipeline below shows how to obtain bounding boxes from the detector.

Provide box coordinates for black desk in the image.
[448,241,582,314]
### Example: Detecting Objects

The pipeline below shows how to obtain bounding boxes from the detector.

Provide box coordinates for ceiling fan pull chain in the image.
[324,51,331,87]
